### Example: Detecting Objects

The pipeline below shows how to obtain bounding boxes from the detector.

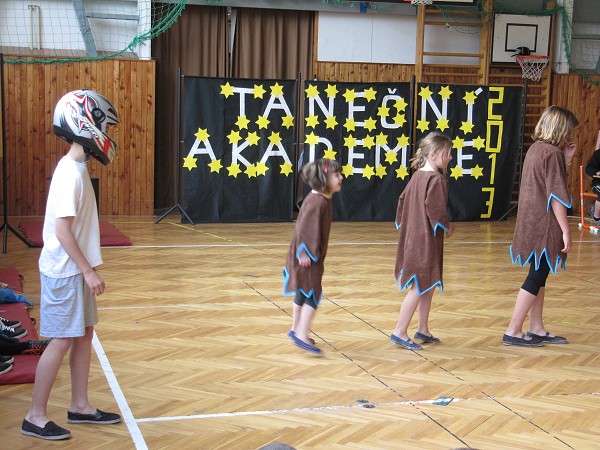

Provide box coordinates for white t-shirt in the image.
[39,156,102,278]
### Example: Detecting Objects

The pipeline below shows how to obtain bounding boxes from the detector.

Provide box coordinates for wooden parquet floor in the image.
[1,216,600,449]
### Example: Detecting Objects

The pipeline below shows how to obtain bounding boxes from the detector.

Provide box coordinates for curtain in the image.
[232,8,314,80]
[152,5,228,211]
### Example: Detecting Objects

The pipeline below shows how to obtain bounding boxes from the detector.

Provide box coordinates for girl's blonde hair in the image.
[301,158,341,193]
[532,105,578,147]
[410,131,452,170]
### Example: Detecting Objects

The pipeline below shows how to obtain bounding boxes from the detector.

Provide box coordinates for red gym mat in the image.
[0,267,24,292]
[0,303,41,385]
[18,220,132,247]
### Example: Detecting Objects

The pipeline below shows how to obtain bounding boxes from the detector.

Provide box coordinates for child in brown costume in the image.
[391,132,454,351]
[504,105,578,347]
[282,158,342,354]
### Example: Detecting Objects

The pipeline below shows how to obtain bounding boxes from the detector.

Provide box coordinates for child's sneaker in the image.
[22,340,50,355]
[0,355,14,364]
[0,316,21,328]
[0,322,27,339]
[0,361,13,375]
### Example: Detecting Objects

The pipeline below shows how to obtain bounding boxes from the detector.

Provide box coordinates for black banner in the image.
[181,77,296,222]
[302,81,412,221]
[415,83,522,221]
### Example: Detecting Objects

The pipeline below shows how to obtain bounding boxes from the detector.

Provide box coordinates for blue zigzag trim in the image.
[546,193,572,212]
[433,221,448,237]
[281,266,322,305]
[394,272,443,295]
[296,242,319,262]
[509,245,566,274]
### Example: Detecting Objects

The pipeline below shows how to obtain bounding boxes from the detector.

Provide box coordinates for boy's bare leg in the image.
[69,327,95,414]
[25,338,73,427]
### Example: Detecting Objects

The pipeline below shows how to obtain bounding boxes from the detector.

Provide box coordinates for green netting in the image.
[1,0,597,85]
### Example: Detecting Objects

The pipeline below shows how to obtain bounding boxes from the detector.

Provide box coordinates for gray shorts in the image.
[40,273,98,338]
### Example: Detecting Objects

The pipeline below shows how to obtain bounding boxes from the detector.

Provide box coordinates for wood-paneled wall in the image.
[552,73,600,204]
[0,58,155,216]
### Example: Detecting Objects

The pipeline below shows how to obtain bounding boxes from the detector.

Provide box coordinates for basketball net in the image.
[407,0,433,4]
[516,55,550,82]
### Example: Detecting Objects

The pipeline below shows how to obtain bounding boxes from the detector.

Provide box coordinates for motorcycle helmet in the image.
[53,89,119,165]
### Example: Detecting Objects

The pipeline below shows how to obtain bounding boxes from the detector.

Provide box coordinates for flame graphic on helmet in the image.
[68,92,112,156]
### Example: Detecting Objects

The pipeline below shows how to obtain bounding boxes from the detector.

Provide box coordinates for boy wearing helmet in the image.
[22,90,121,440]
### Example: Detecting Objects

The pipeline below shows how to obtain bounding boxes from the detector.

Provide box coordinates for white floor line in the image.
[92,332,148,450]
[135,397,463,423]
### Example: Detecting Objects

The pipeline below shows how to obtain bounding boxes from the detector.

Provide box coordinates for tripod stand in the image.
[0,53,31,253]
[155,67,194,224]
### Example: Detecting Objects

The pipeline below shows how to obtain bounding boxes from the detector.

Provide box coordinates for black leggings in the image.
[293,291,318,309]
[521,258,550,296]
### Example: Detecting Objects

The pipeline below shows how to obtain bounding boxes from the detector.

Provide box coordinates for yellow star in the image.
[194,128,210,142]
[227,129,242,144]
[323,148,337,160]
[236,115,250,130]
[220,82,234,98]
[459,121,474,134]
[364,117,377,131]
[364,87,377,101]
[450,165,463,179]
[385,150,398,164]
[473,136,486,150]
[227,163,242,178]
[271,82,284,97]
[417,119,430,132]
[245,164,258,178]
[463,91,477,104]
[280,162,293,176]
[376,165,387,179]
[282,115,294,129]
[268,131,282,145]
[395,165,409,180]
[377,105,390,117]
[344,117,357,132]
[342,163,354,177]
[376,132,388,146]
[208,158,222,173]
[394,98,408,112]
[253,84,266,99]
[363,135,375,149]
[182,156,197,171]
[246,131,260,146]
[256,115,270,129]
[393,114,407,127]
[324,115,338,129]
[343,89,357,103]
[419,85,433,99]
[362,164,375,179]
[436,118,450,132]
[305,115,319,128]
[452,136,465,150]
[344,134,357,149]
[305,84,319,98]
[471,165,484,179]
[397,134,410,148]
[305,131,320,146]
[255,161,269,176]
[439,85,453,100]
[325,84,338,98]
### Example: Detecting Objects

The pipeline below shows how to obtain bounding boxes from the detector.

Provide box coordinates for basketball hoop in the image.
[516,55,550,82]
[406,0,433,5]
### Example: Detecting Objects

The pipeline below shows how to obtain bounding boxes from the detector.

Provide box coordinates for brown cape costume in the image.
[395,170,449,295]
[282,191,332,303]
[510,141,571,273]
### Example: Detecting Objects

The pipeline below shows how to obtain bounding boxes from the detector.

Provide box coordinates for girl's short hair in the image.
[533,105,578,147]
[301,158,341,193]
[410,131,452,170]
